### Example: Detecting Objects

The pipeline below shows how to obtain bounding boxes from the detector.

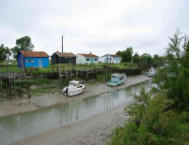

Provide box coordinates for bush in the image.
[153,32,189,111]
[108,89,189,145]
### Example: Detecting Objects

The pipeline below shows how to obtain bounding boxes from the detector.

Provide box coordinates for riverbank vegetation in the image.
[108,31,189,145]
[0,78,57,100]
[0,62,139,74]
[116,46,165,70]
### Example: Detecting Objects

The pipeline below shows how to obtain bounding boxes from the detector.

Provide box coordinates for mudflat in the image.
[0,74,149,118]
[12,103,128,145]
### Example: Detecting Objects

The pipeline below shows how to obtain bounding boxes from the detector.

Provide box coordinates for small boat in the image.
[146,67,156,77]
[62,80,85,96]
[107,73,126,87]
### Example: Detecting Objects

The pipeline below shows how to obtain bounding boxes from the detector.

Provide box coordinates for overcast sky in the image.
[0,0,189,56]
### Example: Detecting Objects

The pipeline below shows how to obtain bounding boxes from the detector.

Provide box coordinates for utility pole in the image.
[62,35,64,53]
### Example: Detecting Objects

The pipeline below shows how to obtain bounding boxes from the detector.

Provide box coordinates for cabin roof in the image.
[79,53,98,58]
[20,50,49,57]
[54,51,76,58]
[102,54,120,57]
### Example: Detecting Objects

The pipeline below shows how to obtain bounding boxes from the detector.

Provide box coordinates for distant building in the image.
[51,51,76,64]
[99,54,121,64]
[76,53,98,64]
[17,50,49,68]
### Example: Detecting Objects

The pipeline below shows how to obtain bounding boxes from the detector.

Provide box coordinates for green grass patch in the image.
[111,62,139,69]
[0,62,139,74]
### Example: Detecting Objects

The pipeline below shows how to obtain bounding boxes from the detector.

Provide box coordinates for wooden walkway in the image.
[58,68,106,80]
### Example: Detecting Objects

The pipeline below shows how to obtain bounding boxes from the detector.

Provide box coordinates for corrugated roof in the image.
[55,51,76,57]
[79,53,98,58]
[20,50,49,57]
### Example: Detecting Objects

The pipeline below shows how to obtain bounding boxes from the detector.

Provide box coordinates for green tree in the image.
[11,36,34,59]
[116,47,133,62]
[154,31,189,110]
[0,44,10,62]
[132,53,140,65]
[152,54,164,67]
[140,53,153,69]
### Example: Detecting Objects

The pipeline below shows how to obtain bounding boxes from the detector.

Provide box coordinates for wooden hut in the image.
[17,50,49,68]
[76,53,98,64]
[51,51,76,65]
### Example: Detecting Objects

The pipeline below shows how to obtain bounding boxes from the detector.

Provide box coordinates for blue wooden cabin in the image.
[17,50,49,68]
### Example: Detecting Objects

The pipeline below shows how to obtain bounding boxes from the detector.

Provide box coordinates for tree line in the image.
[0,36,34,62]
[116,47,165,69]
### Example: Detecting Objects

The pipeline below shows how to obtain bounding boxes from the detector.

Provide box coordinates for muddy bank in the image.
[0,74,150,117]
[12,103,128,145]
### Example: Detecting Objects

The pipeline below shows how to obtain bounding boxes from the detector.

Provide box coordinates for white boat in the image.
[62,80,85,96]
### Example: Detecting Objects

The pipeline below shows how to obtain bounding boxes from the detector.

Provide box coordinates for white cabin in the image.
[99,54,121,64]
[76,53,98,64]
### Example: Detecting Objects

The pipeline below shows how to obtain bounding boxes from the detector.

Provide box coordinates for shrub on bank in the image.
[108,89,189,145]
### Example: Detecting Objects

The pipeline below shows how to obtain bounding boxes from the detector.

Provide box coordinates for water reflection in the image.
[0,80,152,145]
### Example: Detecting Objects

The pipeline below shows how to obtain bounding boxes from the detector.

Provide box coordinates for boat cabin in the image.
[107,73,126,87]
[69,80,83,88]
[147,67,157,77]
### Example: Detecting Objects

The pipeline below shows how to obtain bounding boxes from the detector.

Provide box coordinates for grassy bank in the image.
[0,62,139,74]
[0,78,60,99]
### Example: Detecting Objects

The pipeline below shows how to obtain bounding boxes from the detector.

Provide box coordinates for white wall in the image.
[76,54,99,64]
[98,56,106,63]
[99,55,121,64]
[76,54,86,64]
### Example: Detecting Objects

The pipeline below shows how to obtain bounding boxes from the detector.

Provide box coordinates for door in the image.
[38,59,43,67]
[91,58,94,63]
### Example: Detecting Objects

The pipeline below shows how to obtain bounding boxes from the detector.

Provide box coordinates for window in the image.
[70,82,77,87]
[27,59,34,63]
[95,58,97,61]
[86,58,89,61]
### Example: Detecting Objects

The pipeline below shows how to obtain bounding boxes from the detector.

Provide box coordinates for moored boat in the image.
[107,73,126,87]
[146,67,157,77]
[62,80,85,96]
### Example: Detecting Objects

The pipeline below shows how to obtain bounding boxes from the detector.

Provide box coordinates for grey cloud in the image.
[0,0,189,56]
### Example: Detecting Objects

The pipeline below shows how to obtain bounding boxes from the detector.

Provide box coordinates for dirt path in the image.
[0,74,150,117]
[12,103,129,145]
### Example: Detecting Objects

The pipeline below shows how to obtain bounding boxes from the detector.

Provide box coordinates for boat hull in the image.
[63,84,85,96]
[68,88,84,96]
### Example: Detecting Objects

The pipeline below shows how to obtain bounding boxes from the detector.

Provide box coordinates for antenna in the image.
[62,35,63,53]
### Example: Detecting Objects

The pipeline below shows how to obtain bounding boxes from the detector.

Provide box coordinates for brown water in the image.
[0,80,152,145]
